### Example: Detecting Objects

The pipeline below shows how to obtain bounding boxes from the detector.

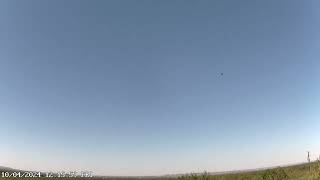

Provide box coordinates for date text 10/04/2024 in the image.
[1,171,93,178]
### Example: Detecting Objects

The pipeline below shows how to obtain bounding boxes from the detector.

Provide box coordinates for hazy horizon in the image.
[0,0,320,176]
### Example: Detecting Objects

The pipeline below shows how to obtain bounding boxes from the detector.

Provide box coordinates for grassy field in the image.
[1,161,320,180]
[175,161,320,180]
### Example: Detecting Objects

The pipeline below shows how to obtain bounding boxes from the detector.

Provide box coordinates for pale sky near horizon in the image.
[0,0,320,176]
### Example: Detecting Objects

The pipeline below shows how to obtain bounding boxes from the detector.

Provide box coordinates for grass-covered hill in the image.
[1,161,320,180]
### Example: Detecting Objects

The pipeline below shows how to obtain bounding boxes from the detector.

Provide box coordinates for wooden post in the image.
[307,151,311,173]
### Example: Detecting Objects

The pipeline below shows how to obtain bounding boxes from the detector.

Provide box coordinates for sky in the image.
[0,0,320,176]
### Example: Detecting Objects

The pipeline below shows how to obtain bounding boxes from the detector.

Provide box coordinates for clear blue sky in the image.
[0,0,320,176]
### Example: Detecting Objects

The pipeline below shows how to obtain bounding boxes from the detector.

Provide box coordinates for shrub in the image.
[177,172,211,180]
[312,160,320,178]
[262,167,289,180]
